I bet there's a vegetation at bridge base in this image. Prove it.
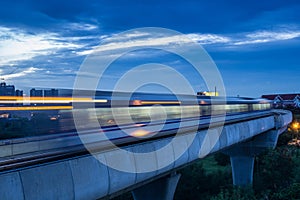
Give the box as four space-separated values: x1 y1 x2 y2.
174 160 232 200
210 186 256 200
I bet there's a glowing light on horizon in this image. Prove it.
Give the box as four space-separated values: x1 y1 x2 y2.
140 101 181 105
292 122 299 130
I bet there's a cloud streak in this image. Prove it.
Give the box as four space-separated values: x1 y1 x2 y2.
233 30 300 45
0 67 40 80
77 32 231 55
76 27 300 56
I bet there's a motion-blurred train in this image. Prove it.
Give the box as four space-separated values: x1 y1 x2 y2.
0 90 272 139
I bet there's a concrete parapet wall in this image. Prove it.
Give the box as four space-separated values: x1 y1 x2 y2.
272 109 293 128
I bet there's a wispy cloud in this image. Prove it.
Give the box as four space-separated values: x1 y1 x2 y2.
0 67 40 80
186 33 231 44
233 30 300 45
77 27 300 56
65 23 99 31
76 31 230 55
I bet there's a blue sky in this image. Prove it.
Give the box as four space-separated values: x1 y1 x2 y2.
0 0 299 97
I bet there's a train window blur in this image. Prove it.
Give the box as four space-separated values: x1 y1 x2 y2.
211 105 226 115
225 104 248 113
201 105 211 116
253 103 271 111
0 94 273 139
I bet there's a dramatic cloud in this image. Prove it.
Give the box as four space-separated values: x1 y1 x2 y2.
0 26 85 66
0 0 299 96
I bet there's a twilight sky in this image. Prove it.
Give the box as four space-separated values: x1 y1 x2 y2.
0 0 299 97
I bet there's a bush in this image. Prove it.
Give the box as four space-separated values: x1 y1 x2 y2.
211 187 256 200
214 153 230 166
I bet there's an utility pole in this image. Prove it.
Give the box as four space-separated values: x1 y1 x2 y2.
215 86 217 96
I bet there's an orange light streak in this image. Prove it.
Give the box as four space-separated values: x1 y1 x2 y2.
140 101 181 105
0 96 107 103
0 106 73 111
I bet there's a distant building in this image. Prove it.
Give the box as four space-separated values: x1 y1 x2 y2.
262 94 300 108
30 88 59 97
0 82 15 96
30 88 43 97
15 89 23 97
44 89 58 97
0 82 60 98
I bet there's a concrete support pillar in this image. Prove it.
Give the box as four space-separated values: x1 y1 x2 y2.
132 172 181 200
230 156 254 186
224 129 284 186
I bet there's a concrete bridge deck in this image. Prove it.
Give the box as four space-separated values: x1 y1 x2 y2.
0 109 292 200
